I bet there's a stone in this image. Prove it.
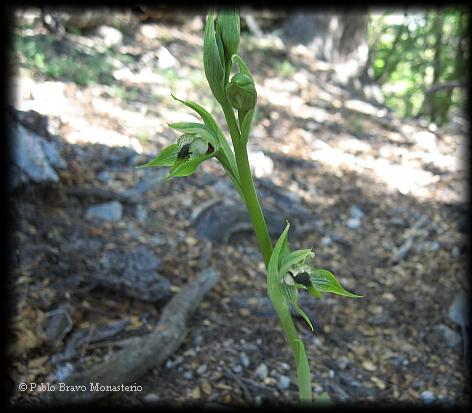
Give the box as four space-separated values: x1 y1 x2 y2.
96 246 170 302
277 375 290 390
240 352 250 368
449 290 469 327
95 25 123 47
346 217 361 229
10 122 60 189
143 393 160 403
434 324 461 348
248 150 274 178
43 306 73 346
135 204 147 223
255 363 268 381
233 364 242 374
197 364 207 375
420 390 435 404
86 201 123 222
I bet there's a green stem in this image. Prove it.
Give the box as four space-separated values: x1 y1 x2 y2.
221 98 313 401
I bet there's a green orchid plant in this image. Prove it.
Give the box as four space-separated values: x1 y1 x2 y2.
139 8 361 404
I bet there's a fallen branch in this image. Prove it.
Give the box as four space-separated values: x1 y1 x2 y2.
45 268 219 403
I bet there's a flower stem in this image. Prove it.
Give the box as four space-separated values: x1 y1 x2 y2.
221 98 313 402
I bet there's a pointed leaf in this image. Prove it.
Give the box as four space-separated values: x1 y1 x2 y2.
240 108 254 144
310 269 362 298
166 152 214 180
294 339 312 402
136 144 179 168
282 283 314 331
203 12 226 103
307 285 321 299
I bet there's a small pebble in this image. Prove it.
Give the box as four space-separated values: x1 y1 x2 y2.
255 363 268 381
143 393 160 403
233 364 242 374
277 375 290 390
421 390 435 404
197 364 207 375
183 371 193 380
240 352 250 368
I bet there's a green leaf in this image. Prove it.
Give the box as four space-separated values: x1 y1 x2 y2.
171 94 221 136
203 11 226 103
307 285 321 299
268 221 291 301
314 392 332 406
282 283 314 331
294 339 312 402
136 144 179 168
166 152 214 180
310 269 362 298
240 107 255 144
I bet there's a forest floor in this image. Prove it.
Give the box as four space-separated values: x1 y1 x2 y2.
9 13 469 407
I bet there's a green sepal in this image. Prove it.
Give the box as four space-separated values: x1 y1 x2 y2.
203 11 226 103
310 269 362 298
268 221 291 303
166 152 214 180
231 54 255 81
168 122 220 150
217 8 240 63
307 285 321 299
240 108 255 144
136 144 180 168
282 282 314 331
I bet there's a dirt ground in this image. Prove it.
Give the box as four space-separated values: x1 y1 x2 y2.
8 10 469 407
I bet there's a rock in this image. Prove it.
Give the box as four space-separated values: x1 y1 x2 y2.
233 364 243 374
41 139 67 169
327 383 350 401
10 122 61 189
277 375 290 390
337 356 350 369
43 306 73 346
434 324 461 348
96 246 171 302
97 170 112 183
143 393 160 403
197 364 207 375
346 217 361 229
135 204 147 222
255 363 268 381
240 352 250 368
54 362 74 382
449 290 469 327
194 200 286 243
183 371 193 379
338 372 361 389
85 201 123 222
420 390 435 404
346 205 364 229
248 150 274 178
350 205 365 219
156 46 178 69
94 25 123 47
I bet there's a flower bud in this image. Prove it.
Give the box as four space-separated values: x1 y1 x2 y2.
216 8 240 64
225 73 257 113
203 12 226 103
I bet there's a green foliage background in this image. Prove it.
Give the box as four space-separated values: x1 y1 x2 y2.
368 8 469 125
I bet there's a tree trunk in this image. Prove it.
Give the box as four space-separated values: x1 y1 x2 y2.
282 11 384 105
429 12 443 123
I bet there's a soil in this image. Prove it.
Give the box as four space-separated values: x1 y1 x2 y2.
8 10 469 407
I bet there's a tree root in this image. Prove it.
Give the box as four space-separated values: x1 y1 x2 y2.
45 268 219 403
